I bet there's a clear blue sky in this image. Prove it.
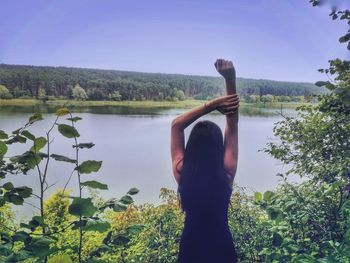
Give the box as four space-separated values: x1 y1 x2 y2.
1 0 349 82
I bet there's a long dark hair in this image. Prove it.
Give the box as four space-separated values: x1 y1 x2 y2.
178 120 230 212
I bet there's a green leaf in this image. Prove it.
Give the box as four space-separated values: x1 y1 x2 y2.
6 135 27 144
266 207 282 221
33 215 44 224
0 141 7 157
17 135 27 143
89 243 111 259
333 87 343 94
293 255 318 262
50 154 76 164
81 180 108 190
126 224 144 235
112 235 130 246
3 182 14 190
272 232 283 246
28 113 43 124
113 203 128 212
30 236 53 258
254 192 262 202
103 231 112 245
57 124 80 138
12 231 30 242
6 193 24 205
76 160 102 174
0 197 5 206
0 130 8 139
11 250 32 261
29 216 43 228
21 130 35 141
19 222 32 229
127 187 139 195
31 137 47 153
66 116 82 122
12 151 42 169
12 128 21 135
39 153 51 159
47 254 73 263
263 191 274 202
73 142 95 149
83 219 111 233
315 81 328 87
14 186 32 198
120 195 134 205
56 108 70 116
339 33 350 43
27 153 42 169
68 197 97 217
0 243 11 256
71 219 87 230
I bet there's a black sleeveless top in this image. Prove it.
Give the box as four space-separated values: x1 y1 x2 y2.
178 184 238 263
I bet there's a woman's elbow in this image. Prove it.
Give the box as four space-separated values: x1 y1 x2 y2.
171 117 181 130
224 162 237 178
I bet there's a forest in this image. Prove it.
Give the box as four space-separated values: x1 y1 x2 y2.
0 63 324 102
0 1 349 263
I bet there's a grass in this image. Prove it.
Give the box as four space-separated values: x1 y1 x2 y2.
0 98 307 109
0 99 204 108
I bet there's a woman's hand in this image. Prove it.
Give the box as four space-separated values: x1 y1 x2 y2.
214 59 236 82
209 94 239 115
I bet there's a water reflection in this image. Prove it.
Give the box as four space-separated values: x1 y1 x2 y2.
0 104 294 117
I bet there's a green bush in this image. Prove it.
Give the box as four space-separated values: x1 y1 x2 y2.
0 84 13 99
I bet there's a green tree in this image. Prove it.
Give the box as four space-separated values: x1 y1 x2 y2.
87 88 107 100
109 90 122 101
290 95 304 102
37 84 48 103
260 94 274 104
0 84 12 99
261 2 350 261
280 95 292 102
175 89 186 101
246 94 260 103
72 84 88 100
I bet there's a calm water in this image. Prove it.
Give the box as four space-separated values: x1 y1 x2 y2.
0 105 297 217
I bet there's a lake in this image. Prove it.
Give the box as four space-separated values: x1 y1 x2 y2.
0 104 298 218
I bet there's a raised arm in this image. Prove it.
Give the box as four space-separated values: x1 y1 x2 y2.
171 95 238 183
215 59 239 185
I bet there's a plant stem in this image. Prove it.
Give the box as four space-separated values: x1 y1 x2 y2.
70 113 83 263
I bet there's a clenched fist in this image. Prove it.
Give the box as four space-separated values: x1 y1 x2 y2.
214 59 236 82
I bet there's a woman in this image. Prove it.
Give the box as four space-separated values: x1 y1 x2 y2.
171 59 239 263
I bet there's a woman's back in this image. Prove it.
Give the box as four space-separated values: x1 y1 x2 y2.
178 179 238 263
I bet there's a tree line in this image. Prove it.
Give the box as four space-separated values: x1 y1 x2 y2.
0 64 324 101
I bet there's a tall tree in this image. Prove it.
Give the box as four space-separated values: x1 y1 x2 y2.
72 84 88 101
0 84 12 99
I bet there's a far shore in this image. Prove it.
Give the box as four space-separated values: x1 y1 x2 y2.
0 98 308 109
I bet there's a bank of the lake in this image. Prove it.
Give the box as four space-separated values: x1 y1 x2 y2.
0 98 307 109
